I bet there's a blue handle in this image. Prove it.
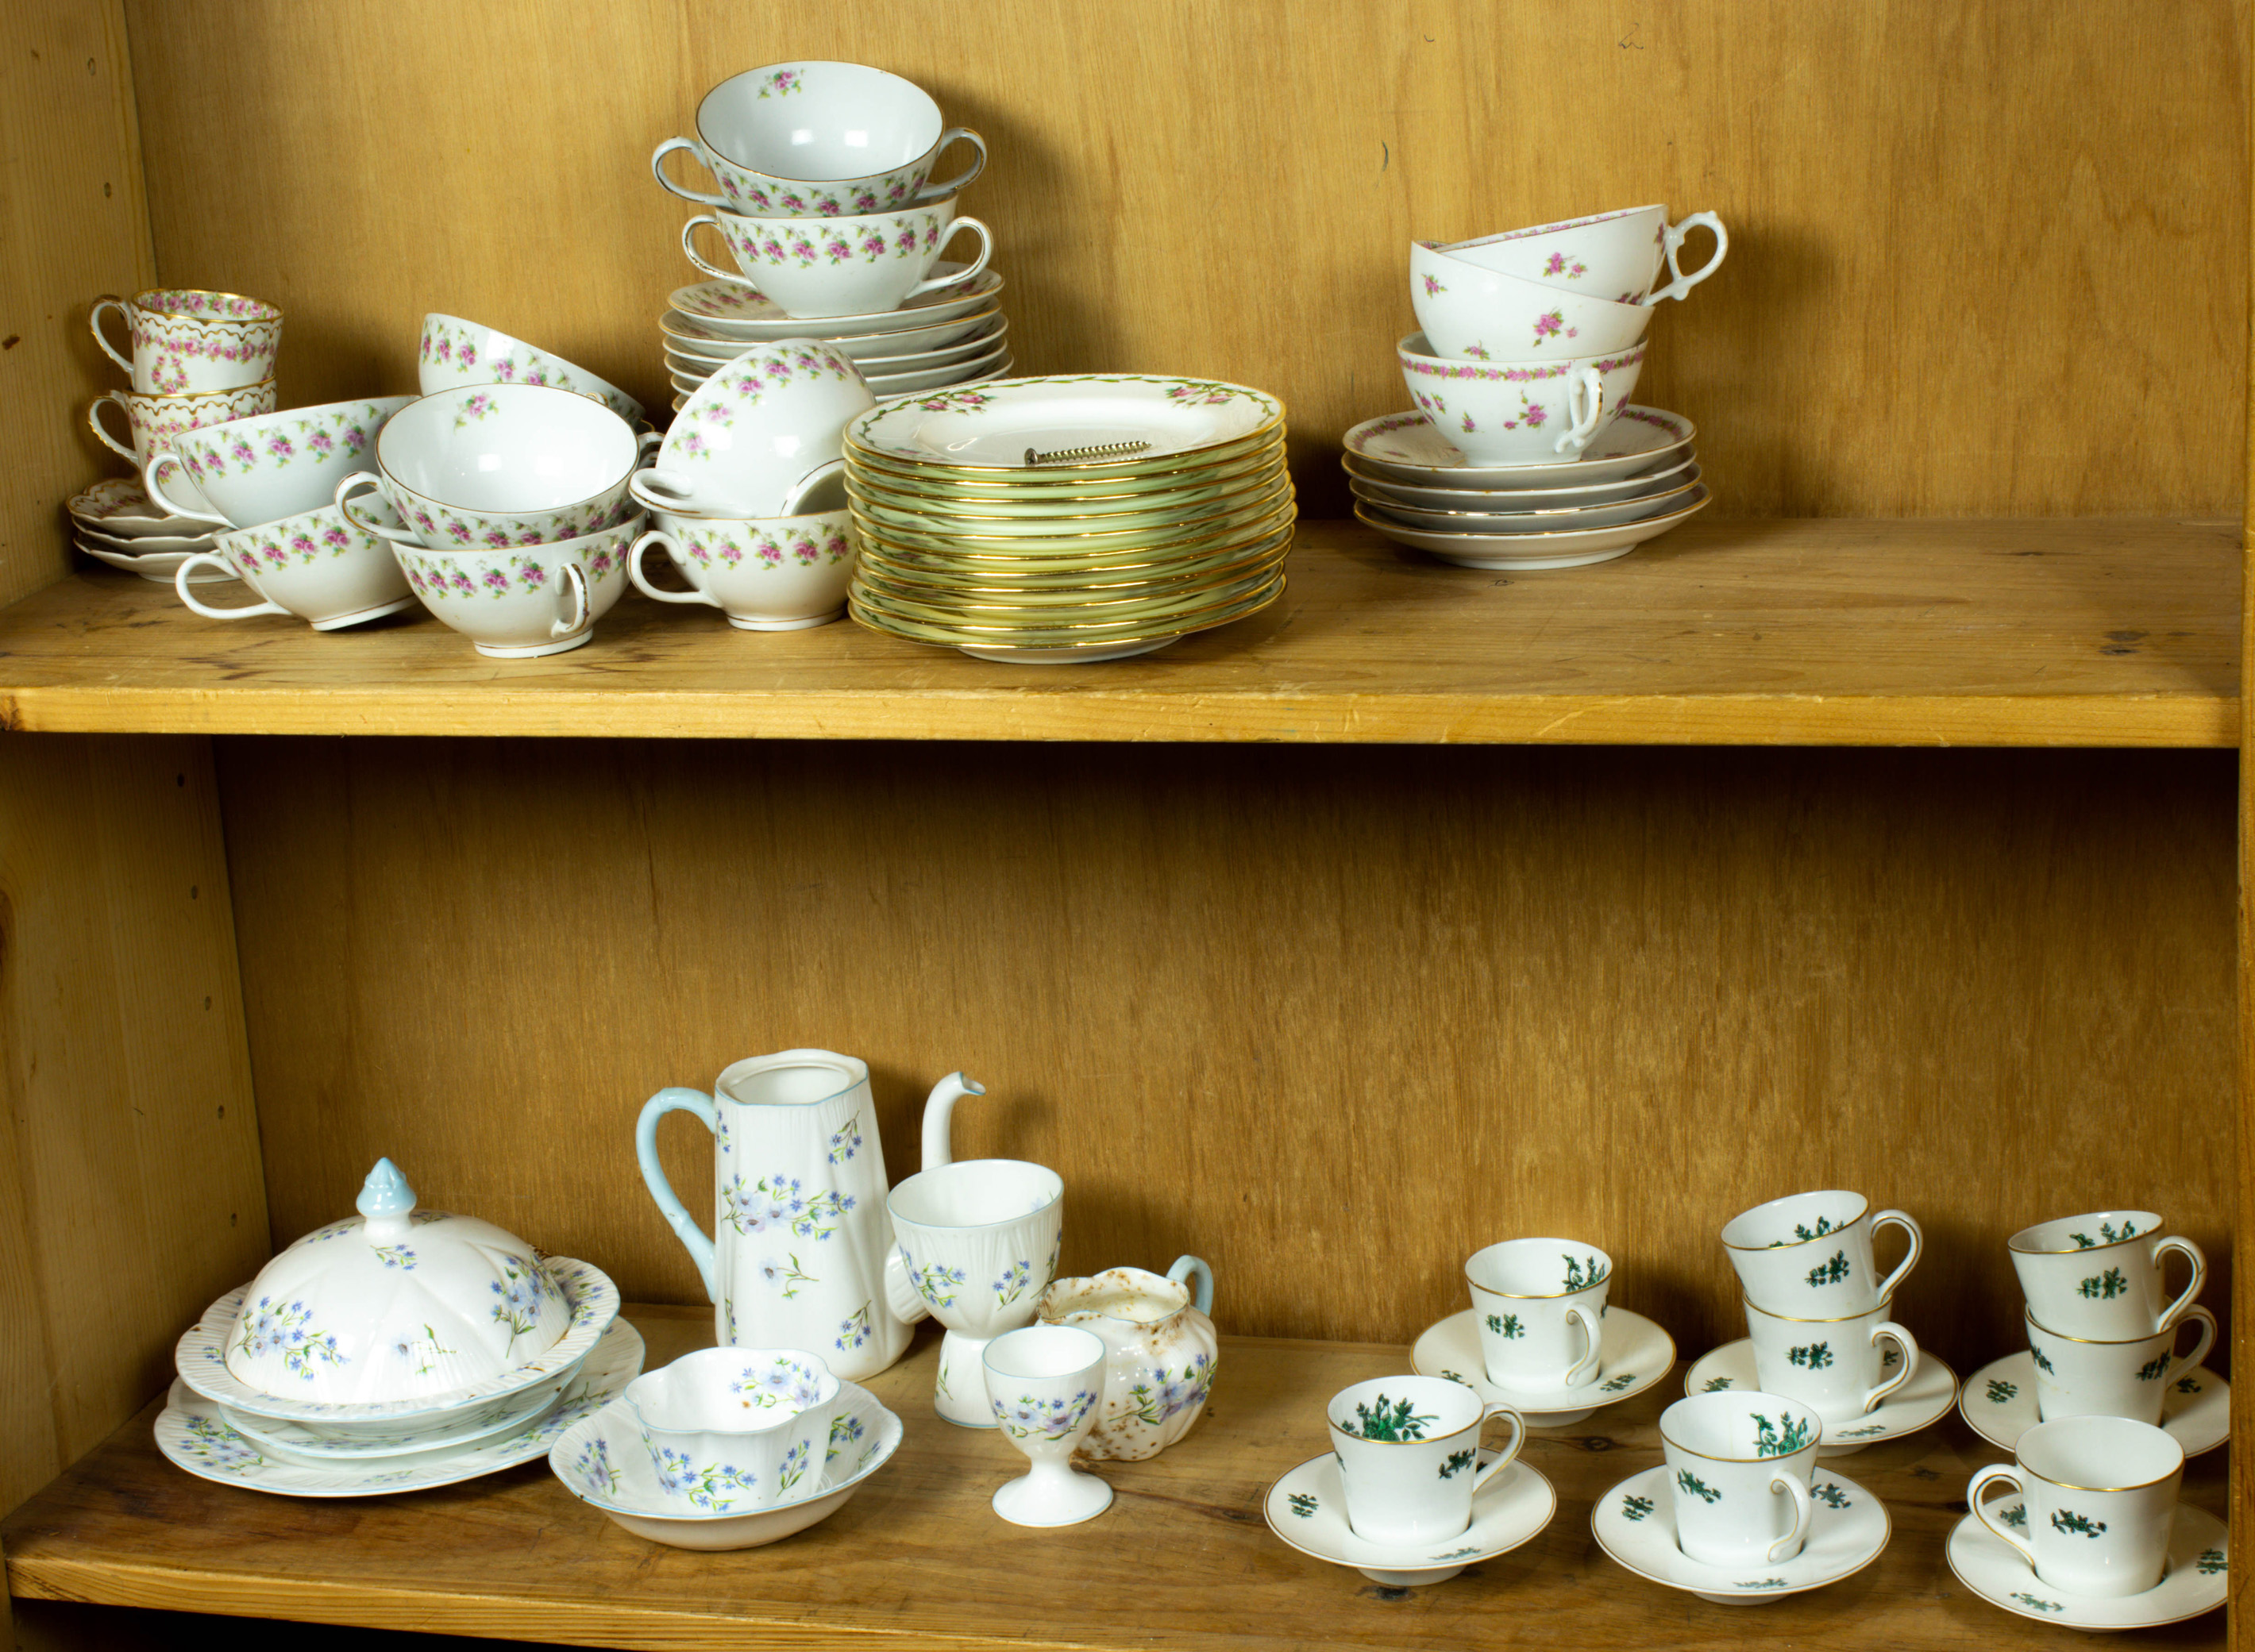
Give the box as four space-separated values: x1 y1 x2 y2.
1168 1253 1215 1315
636 1087 719 1301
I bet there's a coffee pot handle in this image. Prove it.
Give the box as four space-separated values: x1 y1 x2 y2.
636 1087 720 1301
1166 1254 1216 1315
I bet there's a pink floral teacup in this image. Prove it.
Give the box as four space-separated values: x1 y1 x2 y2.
1409 242 1652 363
172 501 415 631
1396 332 1644 466
417 314 642 424
391 514 641 658
145 396 414 531
1434 206 1729 308
628 503 855 630
90 379 275 467
681 198 993 320
91 288 282 395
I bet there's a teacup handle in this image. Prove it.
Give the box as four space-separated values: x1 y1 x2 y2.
650 137 729 209
142 452 233 526
915 128 989 201
1647 212 1729 305
1553 366 1605 454
1871 1209 1923 1302
1764 1471 1815 1565
629 468 703 515
549 561 590 641
87 391 138 463
634 1087 721 1301
174 553 284 621
1166 1254 1215 1315
1562 1304 1603 1386
1968 1463 2039 1573
333 473 419 545
89 295 137 376
2153 1236 2207 1334
680 216 758 288
1860 1322 1918 1413
627 529 720 608
907 217 994 300
1468 1404 1526 1495
2164 1305 2218 1385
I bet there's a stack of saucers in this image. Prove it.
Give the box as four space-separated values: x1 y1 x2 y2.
843 374 1293 663
67 476 227 583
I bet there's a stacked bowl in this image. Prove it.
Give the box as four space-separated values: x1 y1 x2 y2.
843 374 1293 663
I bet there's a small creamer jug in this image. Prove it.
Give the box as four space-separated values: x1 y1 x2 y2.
1035 1254 1216 1460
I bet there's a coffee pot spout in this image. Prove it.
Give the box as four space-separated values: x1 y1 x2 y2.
919 1070 985 1171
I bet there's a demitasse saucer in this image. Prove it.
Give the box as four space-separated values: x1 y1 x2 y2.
1683 1340 1959 1457
1342 406 1694 489
1262 1449 1556 1586
1411 1307 1676 1426
1592 1463 1890 1606
1947 1498 2226 1631
1960 1351 2229 1459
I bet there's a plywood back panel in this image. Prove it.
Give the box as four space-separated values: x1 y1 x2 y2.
121 0 2246 522
216 738 2234 1370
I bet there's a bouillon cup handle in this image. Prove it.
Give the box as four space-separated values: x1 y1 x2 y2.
2153 1236 2207 1334
627 530 719 608
549 562 590 640
89 295 136 376
917 128 989 200
1647 212 1729 305
1764 1472 1814 1565
1871 1209 1922 1301
1967 1463 2039 1570
650 137 728 210
1166 1255 1215 1315
333 473 419 545
1863 1322 1918 1412
907 218 994 301
174 553 284 620
680 216 756 287
635 1087 721 1301
143 452 233 526
1553 366 1605 455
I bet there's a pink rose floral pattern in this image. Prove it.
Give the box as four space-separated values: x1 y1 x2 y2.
673 345 857 462
757 67 803 98
678 521 853 572
1541 251 1590 279
726 211 946 271
418 321 639 420
703 149 928 218
1400 346 1643 383
397 545 623 603
175 402 390 487
223 514 368 577
387 487 638 549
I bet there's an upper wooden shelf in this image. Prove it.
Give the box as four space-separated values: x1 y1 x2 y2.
4 1308 2226 1651
0 518 2236 746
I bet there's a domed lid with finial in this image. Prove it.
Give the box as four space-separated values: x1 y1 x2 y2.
223 1157 572 1404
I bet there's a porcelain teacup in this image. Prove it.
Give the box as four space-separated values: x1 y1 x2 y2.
1720 1190 1922 1316
1968 1415 2184 1597
1464 1238 1611 1392
1325 1374 1525 1546
623 1346 842 1513
1436 206 1729 306
681 199 994 319
172 501 414 630
144 395 414 530
1395 332 1640 465
2008 1211 2205 1341
90 380 276 467
629 502 856 631
417 315 642 423
636 341 873 519
1659 1389 1823 1566
1410 242 1654 362
91 288 282 394
1744 1296 1918 1425
2024 1306 2215 1426
391 513 639 658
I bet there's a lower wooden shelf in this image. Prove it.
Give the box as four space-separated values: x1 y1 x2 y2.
1 1307 2225 1650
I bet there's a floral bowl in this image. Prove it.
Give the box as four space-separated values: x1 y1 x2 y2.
175 500 416 631
630 506 855 631
1396 332 1644 467
621 1346 846 1515
418 314 642 425
1409 241 1652 363
681 199 994 321
394 514 639 659
142 396 414 531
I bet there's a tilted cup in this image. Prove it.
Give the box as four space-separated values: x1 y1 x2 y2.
1968 1415 2184 1598
173 500 414 630
91 288 281 394
623 1346 842 1513
2025 1305 2216 1426
681 199 994 320
1395 332 1640 465
639 341 874 519
145 395 414 530
417 314 642 424
1721 1189 1922 1316
1326 1374 1525 1546
1410 241 1654 362
2008 1211 2205 1340
1659 1389 1823 1567
1464 1238 1611 1392
1436 205 1729 306
89 379 275 467
1744 1296 1918 1425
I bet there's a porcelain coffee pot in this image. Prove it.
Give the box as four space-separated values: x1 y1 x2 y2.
637 1050 981 1381
1035 1255 1217 1460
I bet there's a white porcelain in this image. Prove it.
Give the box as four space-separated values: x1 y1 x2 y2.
550 1378 902 1550
1344 405 1694 487
1949 1495 2226 1630
2024 1305 2216 1427
1354 485 1710 571
1721 1191 1922 1316
1412 1307 1675 1425
1594 1462 1888 1606
1326 1373 1525 1546
1397 332 1640 464
391 514 637 658
1744 1296 1918 1426
848 375 1282 469
156 1317 642 1497
90 379 275 466
863 341 1012 395
1657 1388 1823 1567
982 1324 1112 1527
1034 1256 1216 1461
1411 242 1652 362
1436 206 1729 307
665 306 1004 366
620 1346 842 1514
638 341 874 519
667 268 1004 340
1347 470 1702 533
1961 1350 2229 1458
221 1376 565 1461
2009 1210 2206 1340
683 200 994 321
1463 1239 1609 1392
1342 452 1698 511
1968 1415 2185 1597
631 506 855 631
67 475 218 537
1266 1448 1555 1587
76 521 219 556
91 287 281 394
75 541 232 583
638 1055 985 1381
652 60 985 217
888 1157 1065 1427
1683 1339 1959 1457
174 501 415 630
418 314 642 422
145 395 414 529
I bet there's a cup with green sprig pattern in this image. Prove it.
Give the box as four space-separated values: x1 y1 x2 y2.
1968 1415 2184 1597
1659 1389 1824 1566
2023 1306 2215 1427
1465 1238 1613 1394
1325 1374 1525 1546
2008 1211 2205 1342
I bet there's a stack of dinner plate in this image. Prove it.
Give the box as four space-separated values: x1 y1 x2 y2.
843 374 1293 662
1343 406 1707 571
660 269 1012 411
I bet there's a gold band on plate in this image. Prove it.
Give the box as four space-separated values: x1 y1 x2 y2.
846 426 1287 492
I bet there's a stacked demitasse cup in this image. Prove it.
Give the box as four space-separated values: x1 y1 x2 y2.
656 61 1012 409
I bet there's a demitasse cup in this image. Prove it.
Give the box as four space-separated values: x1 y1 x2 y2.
1325 1374 1525 1546
91 288 282 395
1395 332 1641 466
681 199 994 320
1436 206 1729 307
2009 1211 2205 1341
1464 1239 1611 1392
145 396 414 530
172 501 414 630
1744 1297 1918 1425
89 380 276 467
623 1346 842 1513
1720 1190 1922 1316
391 513 638 658
629 506 855 631
1409 241 1654 362
2026 1305 2216 1425
418 314 642 424
1659 1389 1823 1566
1968 1415 2184 1597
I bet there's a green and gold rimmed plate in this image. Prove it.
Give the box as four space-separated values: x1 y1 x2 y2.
848 479 1294 558
850 564 1287 652
846 464 1290 538
843 375 1284 476
846 445 1287 518
845 426 1286 498
851 550 1289 627
854 516 1295 586
855 527 1292 602
848 506 1298 577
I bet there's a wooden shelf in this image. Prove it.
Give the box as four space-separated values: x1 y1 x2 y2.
2 1307 2226 1651
0 518 2236 746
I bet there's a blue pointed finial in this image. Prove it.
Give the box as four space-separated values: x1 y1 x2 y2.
357 1157 416 1234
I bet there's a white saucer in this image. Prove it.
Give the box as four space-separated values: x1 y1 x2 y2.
1343 406 1695 488
156 1318 644 1496
1683 1339 1959 1456
75 541 235 583
1593 1463 1890 1605
1947 1498 2226 1631
1263 1449 1555 1586
1342 450 1699 510
549 1379 902 1550
1355 485 1710 572
667 268 1004 339
1959 1352 2229 1459
1412 1307 1677 1426
68 475 220 535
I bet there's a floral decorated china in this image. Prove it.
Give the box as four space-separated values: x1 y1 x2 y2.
1397 332 1640 464
983 1324 1114 1526
853 472 1293 549
91 287 282 395
622 1346 844 1515
1683 1338 1958 1456
850 314 1012 372
1345 405 1693 488
418 314 642 423
1946 1496 2225 1631
1960 1350 2228 1458
850 449 1286 520
1355 485 1710 572
847 375 1282 470
175 500 415 630
664 303 1003 364
850 430 1286 503
681 201 994 322
857 544 1288 630
854 560 1286 655
630 507 854 631
667 268 1004 340
76 521 219 556
549 1378 901 1551
1263 1449 1555 1587
1438 206 1729 308
1592 1463 1888 1606
1411 242 1652 361
75 540 233 584
860 528 1286 592
1035 1257 1216 1461
68 474 218 537
862 340 1012 395
1411 1306 1675 1425
394 514 638 659
1343 451 1698 512
90 379 276 467
156 1317 642 1498
145 395 414 530
220 1375 566 1461
1347 469 1701 533
642 341 873 519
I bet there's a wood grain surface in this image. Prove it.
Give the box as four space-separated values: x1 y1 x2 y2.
0 518 2238 745
118 0 2249 523
2 1308 2229 1650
